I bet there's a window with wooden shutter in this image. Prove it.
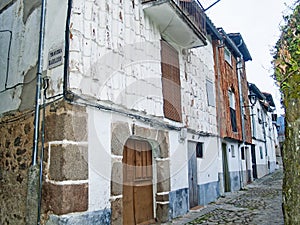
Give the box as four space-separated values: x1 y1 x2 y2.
161 40 182 122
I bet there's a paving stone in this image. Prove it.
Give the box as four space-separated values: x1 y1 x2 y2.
164 168 284 225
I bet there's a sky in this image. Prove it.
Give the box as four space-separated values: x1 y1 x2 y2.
204 0 295 114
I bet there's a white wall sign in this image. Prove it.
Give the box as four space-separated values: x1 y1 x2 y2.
48 46 64 69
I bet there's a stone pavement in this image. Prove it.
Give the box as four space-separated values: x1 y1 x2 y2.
163 168 283 225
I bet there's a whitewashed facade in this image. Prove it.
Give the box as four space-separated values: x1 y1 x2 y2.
249 83 278 179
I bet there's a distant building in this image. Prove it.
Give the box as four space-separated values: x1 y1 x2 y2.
277 115 285 155
248 84 278 178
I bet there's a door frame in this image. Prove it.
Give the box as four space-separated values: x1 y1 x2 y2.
188 141 199 208
122 138 155 225
222 143 231 192
251 144 258 179
110 122 171 225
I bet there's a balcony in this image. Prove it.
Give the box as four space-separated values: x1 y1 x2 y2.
142 0 207 48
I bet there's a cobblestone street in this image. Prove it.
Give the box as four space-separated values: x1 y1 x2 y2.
165 168 283 225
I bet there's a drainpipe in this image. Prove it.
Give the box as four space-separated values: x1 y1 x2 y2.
215 39 225 195
26 0 47 224
63 0 74 101
32 0 46 166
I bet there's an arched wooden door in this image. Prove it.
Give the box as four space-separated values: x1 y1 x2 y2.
122 139 154 225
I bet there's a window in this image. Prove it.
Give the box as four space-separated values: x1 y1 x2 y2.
257 109 262 124
161 40 182 122
228 89 237 132
228 89 236 109
259 146 263 159
196 142 204 158
224 47 232 66
231 145 235 158
206 79 215 107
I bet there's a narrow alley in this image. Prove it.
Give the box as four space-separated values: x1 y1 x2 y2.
166 168 283 225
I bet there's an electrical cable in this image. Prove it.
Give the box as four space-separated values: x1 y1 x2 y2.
0 75 37 94
0 29 12 91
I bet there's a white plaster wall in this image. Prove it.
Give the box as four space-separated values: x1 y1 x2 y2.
253 140 267 166
0 1 39 114
265 118 277 166
42 0 68 96
68 0 218 136
250 102 266 141
68 0 164 118
196 136 219 185
88 108 112 211
225 141 241 172
0 0 68 114
169 130 188 191
181 37 217 135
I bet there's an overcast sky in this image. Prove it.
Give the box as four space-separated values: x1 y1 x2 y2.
204 0 295 114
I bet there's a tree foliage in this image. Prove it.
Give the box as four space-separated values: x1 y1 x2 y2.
273 2 300 224
273 3 300 98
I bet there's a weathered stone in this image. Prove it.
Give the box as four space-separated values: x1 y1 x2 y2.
111 198 122 225
135 126 157 140
156 193 169 202
156 203 169 223
26 165 40 225
14 137 21 146
17 148 26 155
43 182 88 215
45 112 87 142
111 122 130 156
49 144 88 181
46 209 111 225
156 130 169 158
156 160 170 192
111 161 123 195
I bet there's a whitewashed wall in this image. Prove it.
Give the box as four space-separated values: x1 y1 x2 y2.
68 0 164 117
181 37 218 134
88 108 112 211
169 130 188 191
0 1 39 113
196 137 219 185
225 142 241 172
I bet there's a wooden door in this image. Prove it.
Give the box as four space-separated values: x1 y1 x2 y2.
123 139 154 225
222 143 231 192
188 142 198 208
245 147 252 183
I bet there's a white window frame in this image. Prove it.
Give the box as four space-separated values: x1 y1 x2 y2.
231 145 235 158
228 89 235 109
206 79 216 107
224 47 232 66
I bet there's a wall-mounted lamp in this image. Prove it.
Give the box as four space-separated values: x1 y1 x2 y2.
243 94 257 108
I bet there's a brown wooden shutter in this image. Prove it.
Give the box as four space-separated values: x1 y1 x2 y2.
161 40 182 122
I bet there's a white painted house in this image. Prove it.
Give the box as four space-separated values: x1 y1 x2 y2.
0 0 223 224
248 83 277 179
